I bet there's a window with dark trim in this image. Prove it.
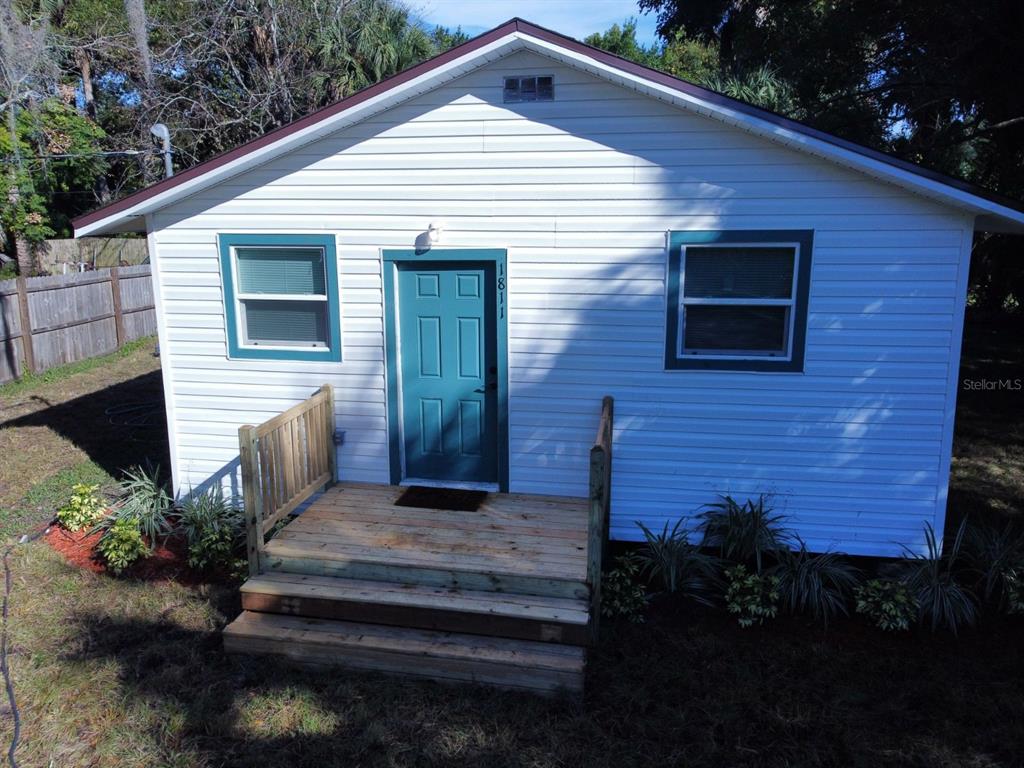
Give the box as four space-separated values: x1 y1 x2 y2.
665 230 814 372
218 233 341 362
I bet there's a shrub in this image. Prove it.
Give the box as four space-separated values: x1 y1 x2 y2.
600 553 648 623
97 516 148 574
636 519 719 605
855 579 917 631
56 483 105 531
116 465 174 543
901 520 978 634
962 520 1024 610
1005 568 1024 614
771 541 860 626
178 487 243 571
698 494 790 572
724 565 780 627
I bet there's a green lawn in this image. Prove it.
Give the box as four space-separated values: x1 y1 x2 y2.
0 325 1021 767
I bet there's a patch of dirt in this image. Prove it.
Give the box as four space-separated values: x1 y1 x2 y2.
44 526 105 574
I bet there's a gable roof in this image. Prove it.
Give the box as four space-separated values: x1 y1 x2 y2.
74 17 1024 236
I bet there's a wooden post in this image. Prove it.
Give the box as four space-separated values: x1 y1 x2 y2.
587 445 606 644
586 396 614 645
14 276 35 375
109 266 125 348
239 424 265 577
323 383 338 484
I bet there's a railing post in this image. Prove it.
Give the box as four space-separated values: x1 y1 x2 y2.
587 395 614 645
323 383 338 484
239 424 265 576
588 443 607 645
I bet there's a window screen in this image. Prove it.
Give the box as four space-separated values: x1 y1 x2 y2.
679 245 796 358
503 75 554 103
234 246 330 348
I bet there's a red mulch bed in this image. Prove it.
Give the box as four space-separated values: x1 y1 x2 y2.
44 524 213 585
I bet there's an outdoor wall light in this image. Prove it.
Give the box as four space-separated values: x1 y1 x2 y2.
427 221 445 243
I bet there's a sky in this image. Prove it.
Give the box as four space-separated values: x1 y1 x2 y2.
412 0 660 47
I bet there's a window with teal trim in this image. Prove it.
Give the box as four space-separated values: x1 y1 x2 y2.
219 234 341 361
666 230 813 372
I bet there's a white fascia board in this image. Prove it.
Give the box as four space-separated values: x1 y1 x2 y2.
520 35 1024 229
75 34 525 237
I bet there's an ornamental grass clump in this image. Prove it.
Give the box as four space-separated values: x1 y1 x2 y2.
698 494 790 573
178 486 244 571
636 519 719 605
962 519 1024 613
900 520 978 634
770 540 859 626
115 465 174 543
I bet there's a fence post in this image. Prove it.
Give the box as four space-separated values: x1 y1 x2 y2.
239 424 265 577
109 266 125 348
14 276 36 375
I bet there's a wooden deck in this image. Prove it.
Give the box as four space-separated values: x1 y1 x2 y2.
263 483 589 595
223 392 613 697
224 482 595 695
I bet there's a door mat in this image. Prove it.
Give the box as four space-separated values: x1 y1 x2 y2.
394 486 488 512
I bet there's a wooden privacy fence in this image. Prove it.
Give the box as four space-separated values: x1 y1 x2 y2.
0 265 156 384
239 384 338 576
587 395 614 642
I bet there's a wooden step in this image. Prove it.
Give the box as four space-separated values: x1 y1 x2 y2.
263 538 589 599
223 611 585 696
241 572 591 645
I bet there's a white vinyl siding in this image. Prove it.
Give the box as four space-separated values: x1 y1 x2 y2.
148 49 972 557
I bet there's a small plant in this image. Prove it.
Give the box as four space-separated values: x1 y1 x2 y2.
56 483 106 531
698 494 790 572
1005 568 1024 614
601 553 648 623
901 520 978 634
771 541 860 626
724 565 780 627
178 487 243 571
962 520 1024 609
636 519 719 605
97 515 148 574
116 465 174 543
855 579 917 631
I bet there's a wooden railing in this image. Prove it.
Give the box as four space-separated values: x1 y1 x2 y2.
587 395 614 643
238 384 337 576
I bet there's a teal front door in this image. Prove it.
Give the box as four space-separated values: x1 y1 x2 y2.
397 262 498 484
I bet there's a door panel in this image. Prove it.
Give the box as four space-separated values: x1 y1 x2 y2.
398 263 497 483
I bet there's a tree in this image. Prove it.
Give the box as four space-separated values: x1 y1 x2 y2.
638 0 1024 313
585 18 792 114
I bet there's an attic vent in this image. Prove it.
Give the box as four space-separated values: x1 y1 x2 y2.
503 75 554 103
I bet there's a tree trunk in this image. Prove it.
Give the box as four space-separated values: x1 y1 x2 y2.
76 48 97 119
75 48 111 203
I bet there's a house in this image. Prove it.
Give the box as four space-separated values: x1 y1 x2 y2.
74 19 1024 690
